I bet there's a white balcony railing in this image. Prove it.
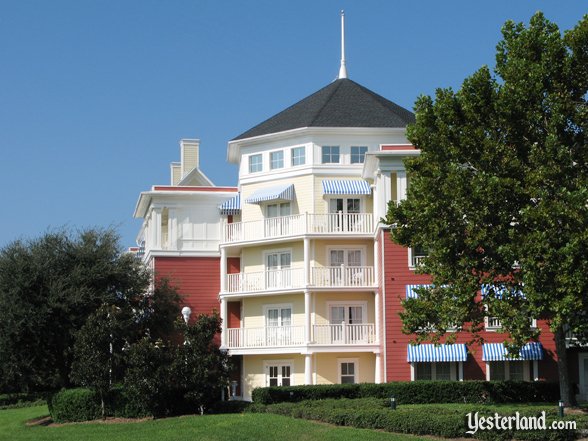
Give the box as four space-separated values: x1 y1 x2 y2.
485 317 502 330
227 326 305 348
313 323 376 345
226 268 305 293
226 324 376 349
222 213 373 244
311 266 375 288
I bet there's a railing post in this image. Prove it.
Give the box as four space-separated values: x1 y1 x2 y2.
342 321 347 344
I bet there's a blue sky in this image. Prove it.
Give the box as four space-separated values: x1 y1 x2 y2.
0 1 586 248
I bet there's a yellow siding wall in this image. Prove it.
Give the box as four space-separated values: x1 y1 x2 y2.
242 354 305 401
242 294 305 328
314 352 376 385
241 242 304 273
313 292 375 325
241 175 314 222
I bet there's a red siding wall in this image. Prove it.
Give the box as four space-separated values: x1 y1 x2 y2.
227 301 241 328
154 256 221 317
381 230 559 382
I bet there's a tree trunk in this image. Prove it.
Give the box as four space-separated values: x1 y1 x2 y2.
100 391 105 419
554 325 577 407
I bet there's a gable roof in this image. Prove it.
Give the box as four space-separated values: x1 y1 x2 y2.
232 78 415 141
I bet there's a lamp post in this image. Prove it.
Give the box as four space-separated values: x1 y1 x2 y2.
181 306 192 325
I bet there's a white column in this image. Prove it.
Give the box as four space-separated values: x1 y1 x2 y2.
151 208 162 250
168 208 177 250
373 240 379 285
220 297 228 348
458 362 464 381
305 354 313 385
533 360 539 381
304 238 310 286
375 353 381 383
485 362 491 381
374 291 381 344
220 247 227 293
304 290 311 344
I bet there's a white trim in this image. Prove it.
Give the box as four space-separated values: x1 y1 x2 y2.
337 358 359 384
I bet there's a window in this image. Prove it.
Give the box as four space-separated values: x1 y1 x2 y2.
350 146 368 164
270 151 284 170
488 361 528 381
409 245 428 268
329 198 360 214
322 146 340 164
267 203 291 218
414 362 456 381
267 362 292 387
338 359 358 384
266 306 292 327
415 363 432 381
329 303 367 344
340 362 356 384
249 154 262 173
291 147 305 166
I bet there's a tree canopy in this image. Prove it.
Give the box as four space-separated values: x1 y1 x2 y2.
0 228 181 393
386 12 587 404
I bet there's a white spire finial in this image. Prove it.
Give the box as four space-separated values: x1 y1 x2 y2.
338 10 348 79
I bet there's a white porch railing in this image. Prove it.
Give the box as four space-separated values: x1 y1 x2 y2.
226 268 305 293
311 266 375 287
313 323 376 345
222 213 373 244
227 326 305 348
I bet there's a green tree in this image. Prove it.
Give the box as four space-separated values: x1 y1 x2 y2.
386 12 587 405
123 313 230 417
0 228 180 393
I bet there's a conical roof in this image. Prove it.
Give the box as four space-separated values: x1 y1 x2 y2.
232 78 415 141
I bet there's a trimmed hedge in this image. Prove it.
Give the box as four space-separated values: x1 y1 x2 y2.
252 398 580 441
251 381 560 405
49 388 102 422
48 387 249 422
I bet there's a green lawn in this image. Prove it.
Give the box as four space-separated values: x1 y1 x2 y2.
0 405 428 441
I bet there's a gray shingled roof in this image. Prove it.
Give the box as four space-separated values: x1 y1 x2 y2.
232 78 415 141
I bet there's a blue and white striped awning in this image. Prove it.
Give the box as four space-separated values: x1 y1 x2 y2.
245 184 294 204
407 344 468 362
219 193 241 215
481 284 525 299
322 180 372 195
482 342 543 361
406 284 431 299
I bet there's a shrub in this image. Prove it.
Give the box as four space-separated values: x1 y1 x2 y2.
251 398 580 440
251 381 560 405
49 388 102 422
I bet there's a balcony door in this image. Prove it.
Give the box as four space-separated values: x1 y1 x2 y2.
266 251 291 289
329 304 365 344
266 203 291 237
266 305 292 346
329 249 362 285
329 198 360 231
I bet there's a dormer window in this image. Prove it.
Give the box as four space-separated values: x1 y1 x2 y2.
350 146 368 164
270 151 284 170
249 154 262 173
322 146 340 164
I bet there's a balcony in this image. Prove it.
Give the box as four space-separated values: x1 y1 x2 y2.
311 266 375 288
227 326 305 348
223 266 375 294
226 323 376 349
226 268 305 293
222 213 373 245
